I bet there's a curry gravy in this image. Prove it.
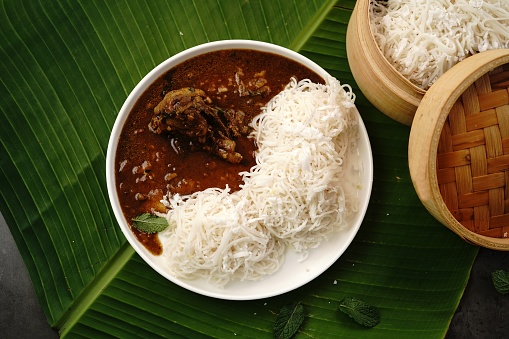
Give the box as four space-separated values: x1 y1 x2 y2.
115 49 323 255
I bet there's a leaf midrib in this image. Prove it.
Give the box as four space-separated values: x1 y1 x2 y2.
58 242 134 337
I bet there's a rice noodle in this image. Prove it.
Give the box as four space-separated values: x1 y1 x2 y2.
370 0 509 89
159 76 359 286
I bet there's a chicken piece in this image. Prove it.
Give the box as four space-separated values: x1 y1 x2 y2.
223 109 250 137
149 88 212 141
204 137 243 164
149 87 250 164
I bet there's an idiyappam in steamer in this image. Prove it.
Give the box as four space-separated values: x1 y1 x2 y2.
370 0 509 90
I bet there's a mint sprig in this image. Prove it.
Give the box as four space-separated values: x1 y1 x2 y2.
492 269 509 295
338 297 380 328
131 213 169 234
273 302 305 339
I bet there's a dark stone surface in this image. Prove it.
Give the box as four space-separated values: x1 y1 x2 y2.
0 213 58 338
446 247 509 339
1 212 508 338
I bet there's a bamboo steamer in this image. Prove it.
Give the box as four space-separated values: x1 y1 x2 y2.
409 49 509 250
346 0 425 126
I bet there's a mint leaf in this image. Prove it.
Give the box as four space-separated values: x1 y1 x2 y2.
492 269 509 295
338 297 380 328
273 302 305 339
132 213 169 234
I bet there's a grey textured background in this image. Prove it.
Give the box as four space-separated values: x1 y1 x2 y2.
1 212 508 338
0 213 58 338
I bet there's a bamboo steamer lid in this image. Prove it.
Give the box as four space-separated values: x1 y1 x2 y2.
346 0 425 126
409 49 509 250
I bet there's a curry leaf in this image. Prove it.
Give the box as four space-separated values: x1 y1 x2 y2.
132 213 169 234
273 302 305 339
492 270 509 295
339 297 380 328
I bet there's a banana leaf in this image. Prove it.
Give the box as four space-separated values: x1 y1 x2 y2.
0 0 478 337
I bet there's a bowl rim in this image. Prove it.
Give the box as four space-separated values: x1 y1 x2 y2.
106 39 374 298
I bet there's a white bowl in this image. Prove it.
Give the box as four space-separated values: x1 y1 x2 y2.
106 40 373 300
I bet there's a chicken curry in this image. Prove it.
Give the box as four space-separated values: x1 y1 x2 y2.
115 49 323 254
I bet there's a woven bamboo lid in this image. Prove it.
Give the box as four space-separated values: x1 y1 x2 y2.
409 49 509 250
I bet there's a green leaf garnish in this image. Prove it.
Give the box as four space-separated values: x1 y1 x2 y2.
492 269 509 295
273 302 305 339
338 297 380 328
131 213 169 234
